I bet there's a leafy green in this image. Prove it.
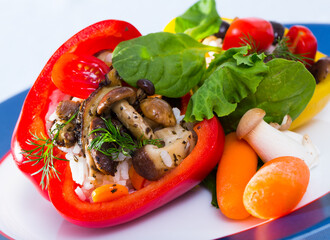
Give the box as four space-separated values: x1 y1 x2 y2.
220 58 316 132
112 32 220 98
174 0 221 40
201 168 219 208
184 46 269 122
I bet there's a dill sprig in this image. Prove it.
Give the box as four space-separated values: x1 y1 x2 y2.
240 34 313 65
21 111 78 190
240 33 260 54
267 37 313 66
88 118 162 158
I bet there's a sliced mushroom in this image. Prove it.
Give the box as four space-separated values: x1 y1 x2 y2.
54 121 77 148
96 50 113 67
77 84 119 151
56 100 80 121
88 117 118 175
140 98 176 127
105 68 122 87
97 87 155 140
77 85 120 177
132 125 196 181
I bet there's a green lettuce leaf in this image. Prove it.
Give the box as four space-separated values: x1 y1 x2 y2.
220 58 316 132
184 46 269 122
112 32 220 98
175 0 221 40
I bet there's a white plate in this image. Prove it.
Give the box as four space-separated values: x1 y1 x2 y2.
1 103 329 240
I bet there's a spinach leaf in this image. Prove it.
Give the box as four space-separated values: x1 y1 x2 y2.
184 46 269 122
220 58 316 132
175 0 221 40
112 32 220 98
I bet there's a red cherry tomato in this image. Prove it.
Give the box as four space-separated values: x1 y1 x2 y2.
222 17 274 52
286 25 317 68
51 53 110 99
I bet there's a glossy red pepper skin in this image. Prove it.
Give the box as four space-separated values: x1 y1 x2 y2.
286 25 317 68
48 117 224 227
11 20 142 200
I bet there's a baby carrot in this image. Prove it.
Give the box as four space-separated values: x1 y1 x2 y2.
243 156 310 219
216 132 258 219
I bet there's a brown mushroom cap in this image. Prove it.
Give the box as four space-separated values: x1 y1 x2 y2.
97 87 136 115
56 100 80 121
140 98 176 127
77 85 117 151
236 108 266 140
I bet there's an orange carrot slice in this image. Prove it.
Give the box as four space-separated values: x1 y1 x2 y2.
92 183 129 203
129 165 147 190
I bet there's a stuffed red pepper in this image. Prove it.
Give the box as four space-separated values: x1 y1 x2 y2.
11 19 225 227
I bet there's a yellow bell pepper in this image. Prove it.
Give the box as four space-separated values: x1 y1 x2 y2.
163 18 330 130
290 52 330 129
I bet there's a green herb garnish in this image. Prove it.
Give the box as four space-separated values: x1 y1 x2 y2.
21 111 78 189
267 37 313 66
88 118 162 159
240 34 313 66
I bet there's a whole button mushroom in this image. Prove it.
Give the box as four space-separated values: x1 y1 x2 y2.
236 108 319 168
140 98 177 127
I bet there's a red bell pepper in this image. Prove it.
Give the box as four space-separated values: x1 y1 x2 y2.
11 19 225 227
49 117 224 227
11 20 142 200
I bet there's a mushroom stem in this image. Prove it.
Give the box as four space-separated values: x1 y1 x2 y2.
112 99 155 140
132 125 195 181
237 108 319 168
